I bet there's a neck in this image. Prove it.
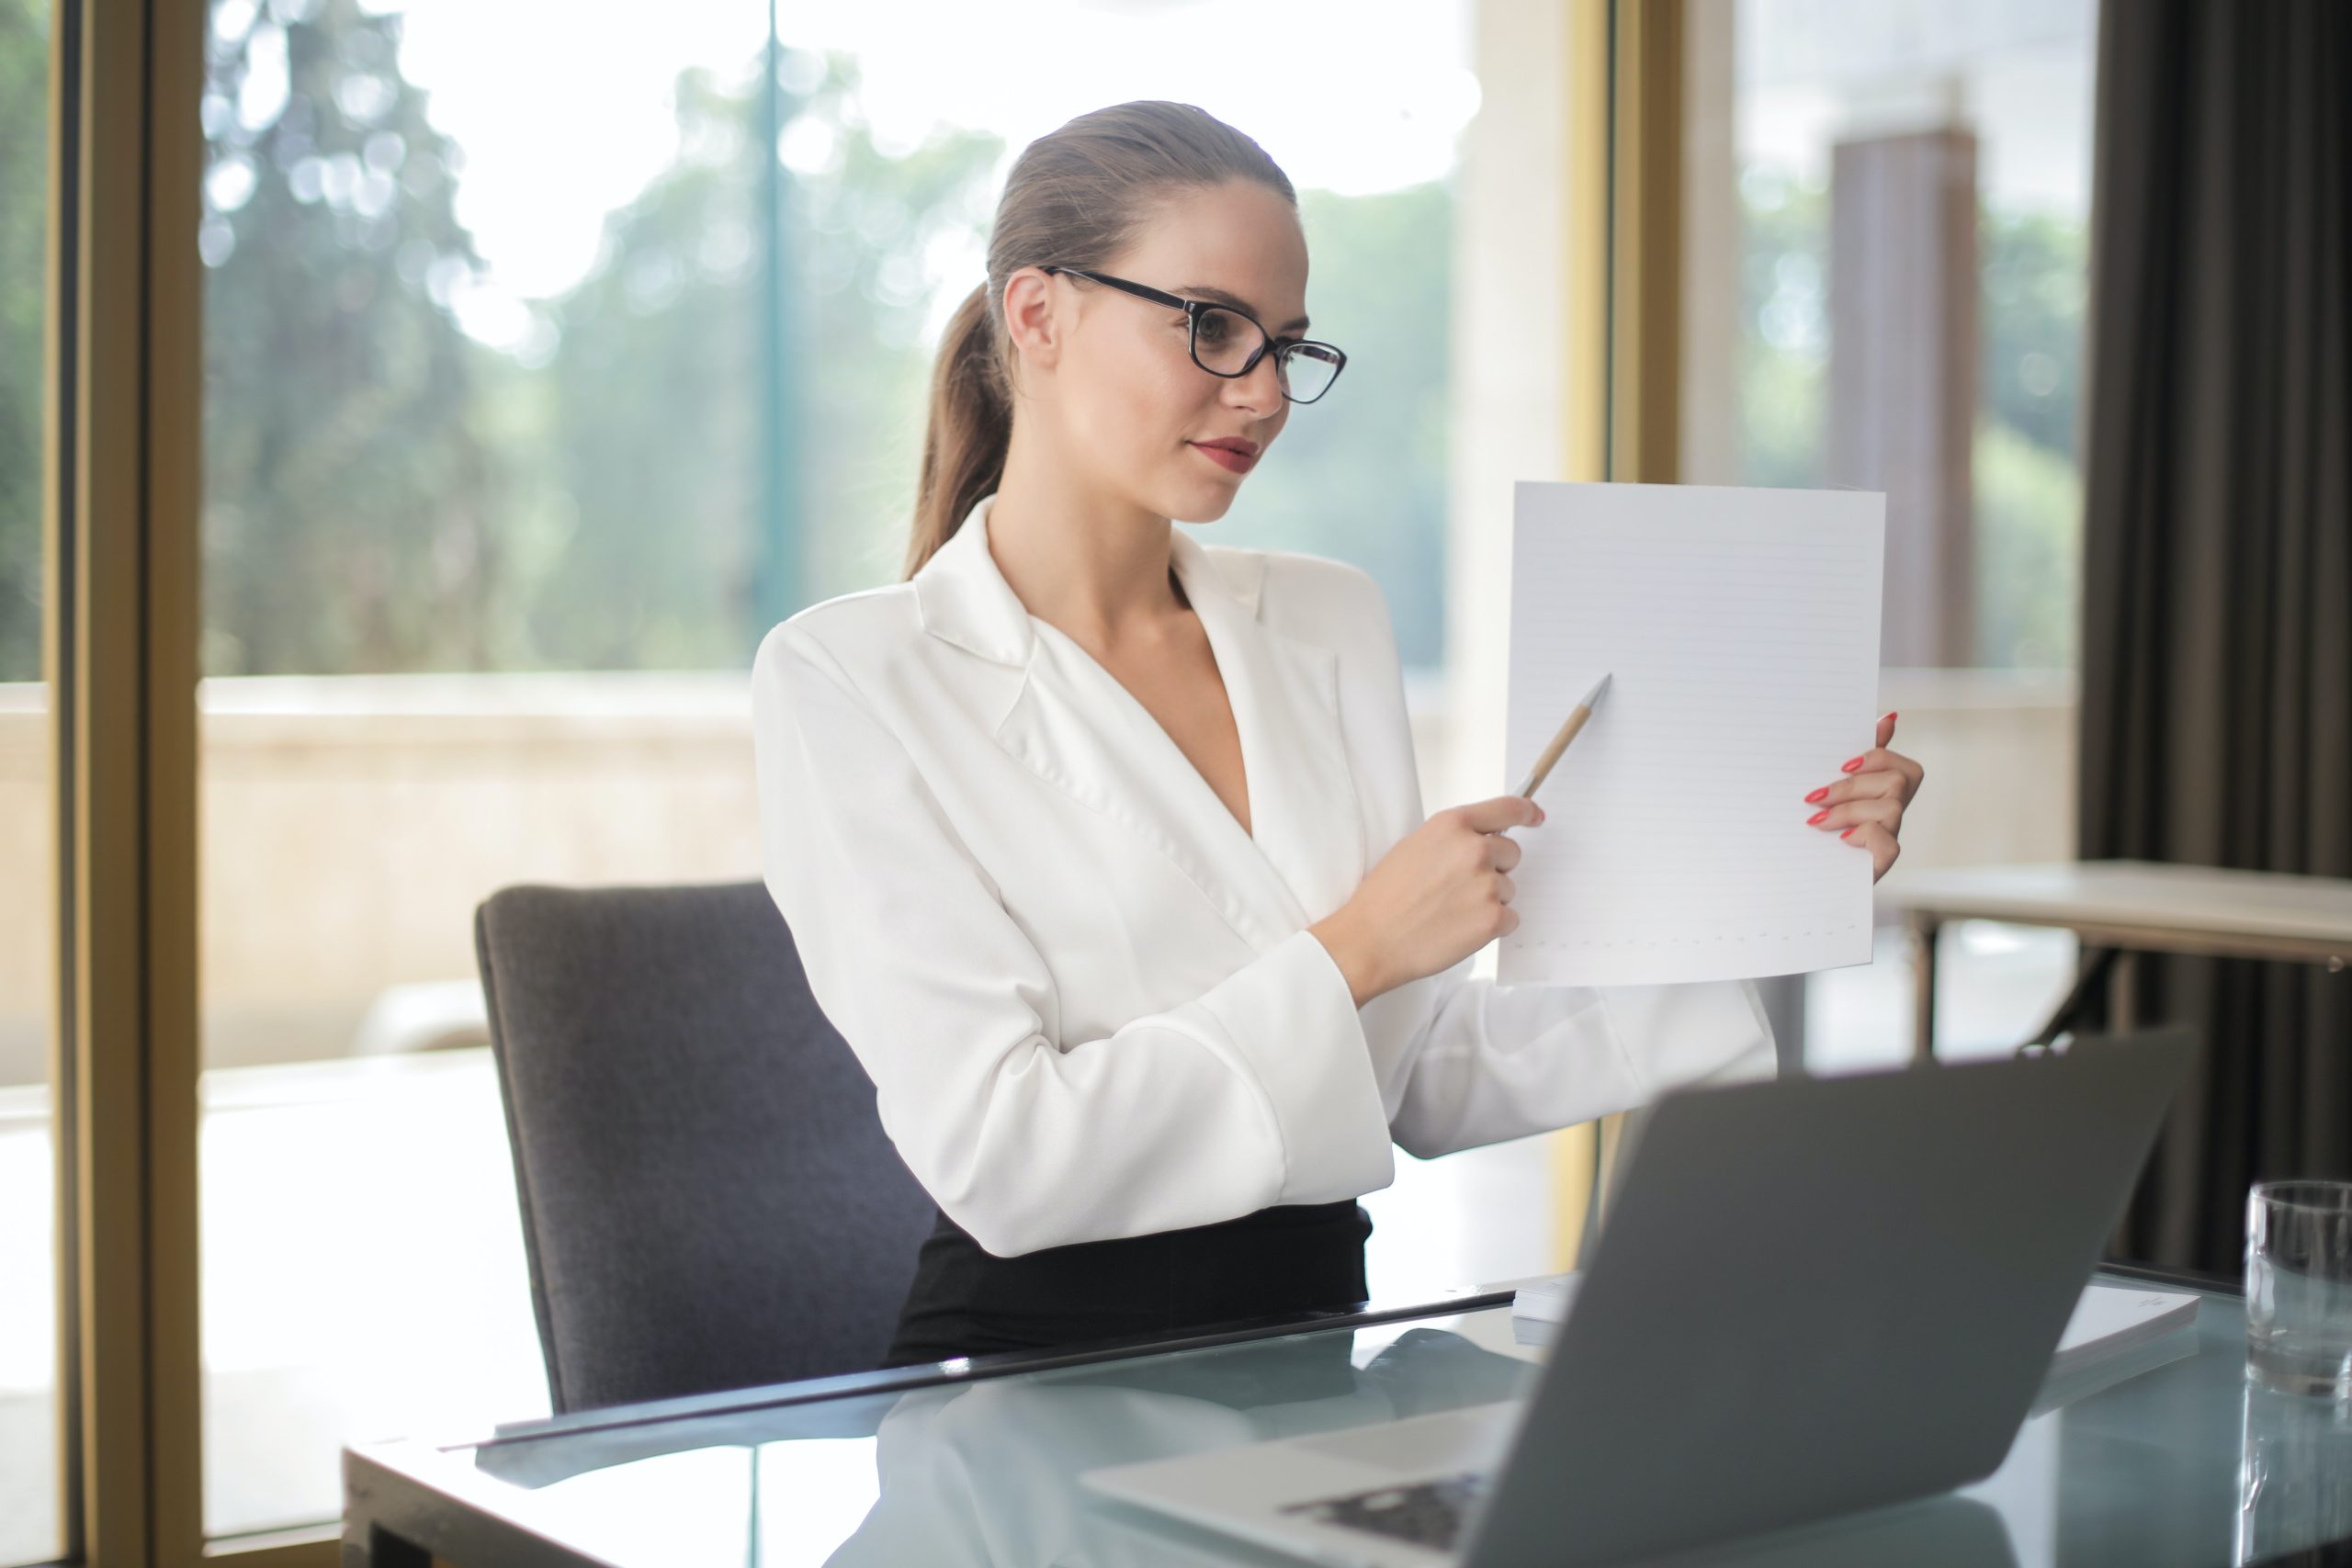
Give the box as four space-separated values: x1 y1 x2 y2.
987 419 1188 650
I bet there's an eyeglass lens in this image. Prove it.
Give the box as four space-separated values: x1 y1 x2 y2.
1191 306 1341 401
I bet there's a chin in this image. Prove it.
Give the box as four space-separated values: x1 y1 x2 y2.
1169 479 1244 525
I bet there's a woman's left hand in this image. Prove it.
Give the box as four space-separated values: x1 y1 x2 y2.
1804 712 1924 884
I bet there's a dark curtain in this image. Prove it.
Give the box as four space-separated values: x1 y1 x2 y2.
2078 0 2352 1274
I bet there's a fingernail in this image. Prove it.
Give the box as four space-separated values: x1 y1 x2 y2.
1840 755 1864 772
1807 808 1831 826
1533 807 1546 825
1840 827 1855 838
1886 711 1898 723
1804 786 1829 804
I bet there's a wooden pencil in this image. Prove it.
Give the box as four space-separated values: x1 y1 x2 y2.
1515 671 1612 800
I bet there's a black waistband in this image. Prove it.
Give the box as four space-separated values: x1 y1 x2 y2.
883 1199 1374 1368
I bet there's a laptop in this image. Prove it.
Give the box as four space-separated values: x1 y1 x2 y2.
1084 1027 2196 1568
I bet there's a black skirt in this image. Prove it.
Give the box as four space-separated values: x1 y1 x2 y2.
882 1199 1374 1368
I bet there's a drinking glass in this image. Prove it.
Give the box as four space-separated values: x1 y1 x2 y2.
2245 1179 2352 1398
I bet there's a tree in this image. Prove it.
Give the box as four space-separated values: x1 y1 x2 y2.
0 0 49 683
189 21 1461 680
520 62 1459 672
1736 169 1829 491
1981 210 2086 462
1220 179 1453 671
1975 209 2086 668
1733 166 2087 668
513 51 1004 669
200 0 501 675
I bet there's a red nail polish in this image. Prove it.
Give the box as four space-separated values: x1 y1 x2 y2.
1886 711 1898 723
1807 809 1830 825
1804 786 1829 804
1840 755 1864 773
1840 827 1855 838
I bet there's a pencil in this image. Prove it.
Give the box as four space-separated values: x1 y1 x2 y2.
1515 671 1612 800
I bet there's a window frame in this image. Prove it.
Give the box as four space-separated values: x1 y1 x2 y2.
40 3 1677 1562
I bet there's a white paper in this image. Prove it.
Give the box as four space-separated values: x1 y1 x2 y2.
2049 1285 2201 1378
1498 481 1886 986
1509 1273 1584 1325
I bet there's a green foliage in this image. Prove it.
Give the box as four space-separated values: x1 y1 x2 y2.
4 0 2096 687
1735 170 1828 490
1968 210 2087 667
1732 164 2086 668
0 0 49 683
0 0 1457 679
1218 179 1452 671
510 53 1003 669
1981 209 2086 460
188 8 1017 675
784 64 1006 611
198 0 502 676
526 70 1453 671
1974 415 2080 670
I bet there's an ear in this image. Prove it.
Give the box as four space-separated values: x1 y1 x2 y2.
1000 265 1064 377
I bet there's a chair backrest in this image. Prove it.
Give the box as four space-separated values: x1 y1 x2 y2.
474 880 936 1413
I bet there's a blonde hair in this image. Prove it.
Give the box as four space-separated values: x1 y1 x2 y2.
901 101 1296 580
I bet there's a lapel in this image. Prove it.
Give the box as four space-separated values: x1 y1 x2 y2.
911 493 1367 953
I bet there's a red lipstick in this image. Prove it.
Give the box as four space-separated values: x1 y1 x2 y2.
1191 437 1259 474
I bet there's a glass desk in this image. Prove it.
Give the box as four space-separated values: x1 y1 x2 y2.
342 1266 2352 1568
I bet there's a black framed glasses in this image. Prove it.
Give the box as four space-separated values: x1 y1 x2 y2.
1039 265 1347 404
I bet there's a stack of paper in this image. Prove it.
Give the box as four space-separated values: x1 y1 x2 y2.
2046 1284 2201 1378
1508 1274 1584 1327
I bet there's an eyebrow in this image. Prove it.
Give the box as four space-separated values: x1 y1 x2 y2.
1178 284 1311 334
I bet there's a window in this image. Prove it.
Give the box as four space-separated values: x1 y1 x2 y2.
1681 0 2098 1066
196 0 1473 1534
0 0 61 1558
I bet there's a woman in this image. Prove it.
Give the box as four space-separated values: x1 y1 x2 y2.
752 101 1924 1368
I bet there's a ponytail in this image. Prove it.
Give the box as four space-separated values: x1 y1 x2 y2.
904 283 1012 579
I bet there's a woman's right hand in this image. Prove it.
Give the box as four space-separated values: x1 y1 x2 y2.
1309 795 1544 1008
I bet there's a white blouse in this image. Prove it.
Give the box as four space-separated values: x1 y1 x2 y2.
752 492 1775 1258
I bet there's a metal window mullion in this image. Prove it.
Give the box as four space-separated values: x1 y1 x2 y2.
1558 0 1688 1270
65 0 205 1563
1606 0 1683 487
43 0 84 1557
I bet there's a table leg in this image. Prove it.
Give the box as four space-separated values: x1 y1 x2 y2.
1908 915 1941 1063
346 1523 431 1568
2109 948 2140 1035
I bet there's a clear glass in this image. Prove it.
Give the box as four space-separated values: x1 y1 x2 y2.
1213 179 1453 669
1690 0 2102 1071
1191 304 1261 373
0 0 62 1558
1276 340 1344 402
2235 1377 2352 1563
194 0 1478 1538
1684 0 2098 672
2245 1179 2352 1399
195 0 767 1534
1186 304 1343 402
345 1273 2352 1567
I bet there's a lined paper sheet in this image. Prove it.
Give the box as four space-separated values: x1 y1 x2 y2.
1498 481 1885 987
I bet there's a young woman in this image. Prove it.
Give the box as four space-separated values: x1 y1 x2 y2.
752 101 1924 1369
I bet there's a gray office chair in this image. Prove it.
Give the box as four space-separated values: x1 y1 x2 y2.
474 880 937 1413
